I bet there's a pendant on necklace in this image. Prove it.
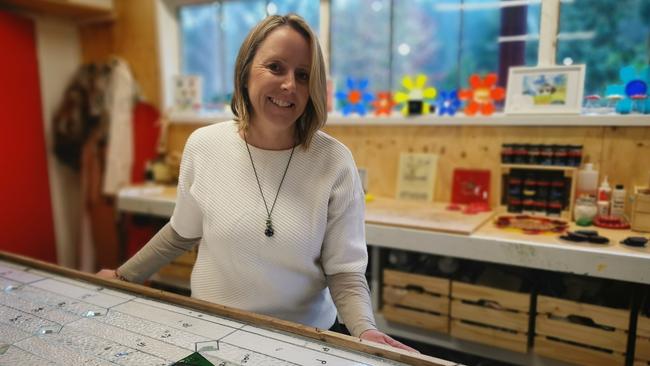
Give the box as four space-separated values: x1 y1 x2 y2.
265 218 274 237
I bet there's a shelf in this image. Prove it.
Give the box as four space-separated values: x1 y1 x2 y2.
326 113 650 127
501 164 578 172
167 110 650 127
3 0 115 23
375 314 572 366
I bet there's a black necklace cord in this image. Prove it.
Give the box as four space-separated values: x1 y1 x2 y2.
244 133 296 237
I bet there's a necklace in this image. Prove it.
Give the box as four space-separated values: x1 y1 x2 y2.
244 136 295 237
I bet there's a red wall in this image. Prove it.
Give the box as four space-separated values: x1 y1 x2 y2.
0 11 57 263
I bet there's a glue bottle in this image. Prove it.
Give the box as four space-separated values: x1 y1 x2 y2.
597 176 611 217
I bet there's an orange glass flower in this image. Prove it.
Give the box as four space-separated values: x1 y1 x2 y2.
459 73 505 116
371 91 396 116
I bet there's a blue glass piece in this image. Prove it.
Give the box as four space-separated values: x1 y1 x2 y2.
620 65 637 83
346 77 355 89
335 91 347 100
362 92 374 103
359 78 369 89
605 84 625 97
342 104 353 116
616 98 633 114
625 80 647 97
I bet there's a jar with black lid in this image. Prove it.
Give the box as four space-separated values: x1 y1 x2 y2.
540 144 554 165
552 145 568 166
501 143 514 163
527 144 541 165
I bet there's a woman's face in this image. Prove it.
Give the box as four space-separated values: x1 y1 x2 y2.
247 26 311 132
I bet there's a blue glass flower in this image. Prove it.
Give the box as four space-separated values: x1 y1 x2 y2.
604 65 650 114
335 77 374 116
437 90 461 116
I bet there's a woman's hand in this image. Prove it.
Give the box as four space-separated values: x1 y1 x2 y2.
96 269 118 279
359 329 419 353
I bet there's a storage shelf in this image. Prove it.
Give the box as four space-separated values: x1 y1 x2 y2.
167 111 650 127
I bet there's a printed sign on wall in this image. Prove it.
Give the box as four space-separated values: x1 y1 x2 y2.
396 153 438 201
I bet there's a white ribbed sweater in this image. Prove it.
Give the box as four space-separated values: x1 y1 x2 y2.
170 121 368 330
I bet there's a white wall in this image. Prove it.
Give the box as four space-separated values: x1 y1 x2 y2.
33 14 82 268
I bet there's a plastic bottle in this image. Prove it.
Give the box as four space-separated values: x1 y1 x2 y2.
610 184 626 218
596 176 611 217
576 163 598 199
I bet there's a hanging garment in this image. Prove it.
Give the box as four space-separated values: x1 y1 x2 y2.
102 58 137 195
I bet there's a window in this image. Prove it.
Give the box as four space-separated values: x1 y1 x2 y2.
330 0 540 97
179 0 319 111
557 0 650 96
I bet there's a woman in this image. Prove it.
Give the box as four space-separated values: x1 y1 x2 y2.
99 14 415 353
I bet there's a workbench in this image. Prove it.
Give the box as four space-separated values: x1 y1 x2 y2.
116 185 650 366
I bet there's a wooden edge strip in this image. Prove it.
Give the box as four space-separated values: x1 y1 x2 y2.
0 251 447 366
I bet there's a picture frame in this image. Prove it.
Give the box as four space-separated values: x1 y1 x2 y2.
505 65 586 115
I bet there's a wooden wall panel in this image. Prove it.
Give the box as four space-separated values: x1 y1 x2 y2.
324 125 608 206
165 122 646 207
79 0 160 108
600 127 650 190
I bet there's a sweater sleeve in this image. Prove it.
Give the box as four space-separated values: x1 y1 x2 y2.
326 272 377 337
169 132 204 238
117 223 200 283
320 154 367 275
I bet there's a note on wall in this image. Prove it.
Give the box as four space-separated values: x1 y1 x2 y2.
396 153 438 201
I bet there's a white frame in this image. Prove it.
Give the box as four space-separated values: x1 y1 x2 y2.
505 64 586 115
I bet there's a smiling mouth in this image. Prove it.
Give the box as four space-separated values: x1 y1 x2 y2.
269 96 294 108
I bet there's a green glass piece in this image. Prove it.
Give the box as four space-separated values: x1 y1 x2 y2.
172 352 215 366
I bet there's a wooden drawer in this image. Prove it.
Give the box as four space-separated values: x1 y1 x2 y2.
382 270 450 333
535 336 625 366
450 281 530 353
637 314 650 364
535 295 629 365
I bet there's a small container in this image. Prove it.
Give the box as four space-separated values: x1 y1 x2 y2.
552 145 569 166
507 197 523 213
597 200 610 217
610 184 626 218
567 145 583 167
576 163 599 199
501 144 514 163
540 145 554 165
574 196 598 225
550 176 567 209
527 144 541 165
547 201 563 217
513 144 528 164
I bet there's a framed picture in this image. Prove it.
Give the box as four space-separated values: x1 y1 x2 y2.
505 65 586 115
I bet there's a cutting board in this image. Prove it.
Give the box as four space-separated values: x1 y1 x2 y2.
365 197 495 235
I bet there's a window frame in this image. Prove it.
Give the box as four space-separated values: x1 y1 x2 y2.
158 0 561 116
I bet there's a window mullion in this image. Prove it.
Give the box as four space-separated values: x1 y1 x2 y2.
537 0 560 66
320 0 331 75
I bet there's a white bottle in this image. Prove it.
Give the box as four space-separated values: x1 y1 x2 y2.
610 184 626 219
576 163 598 199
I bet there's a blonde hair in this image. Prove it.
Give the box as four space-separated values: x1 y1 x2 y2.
231 14 327 149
